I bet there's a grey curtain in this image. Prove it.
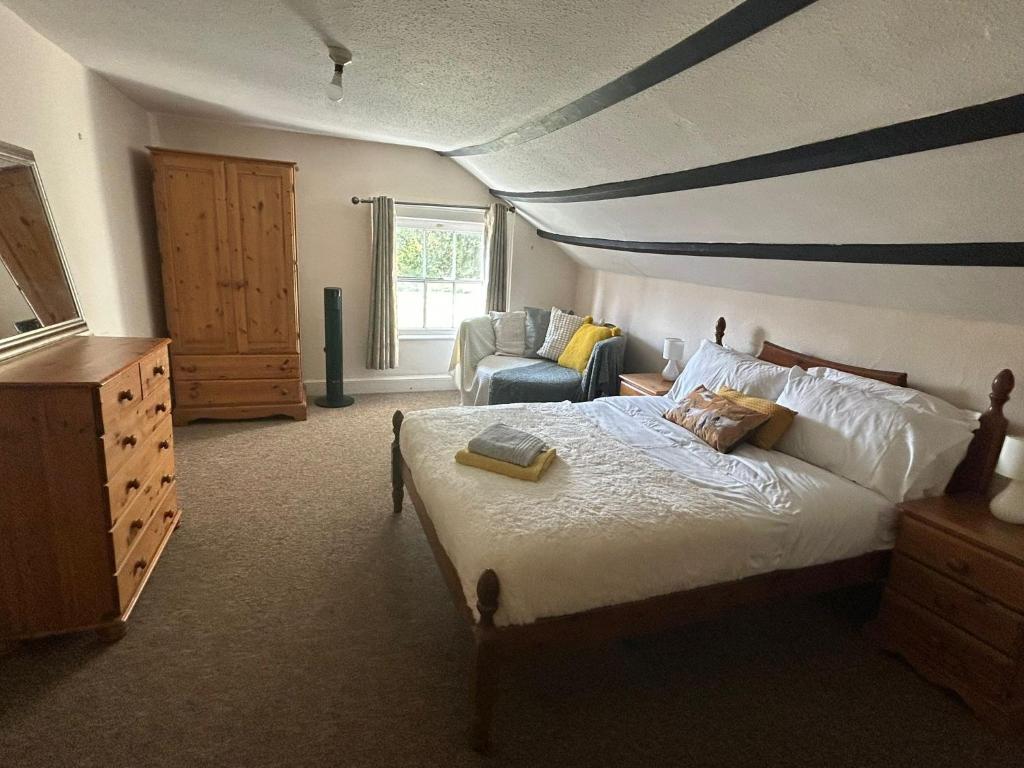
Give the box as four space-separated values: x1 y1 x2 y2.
366 195 398 369
484 202 513 312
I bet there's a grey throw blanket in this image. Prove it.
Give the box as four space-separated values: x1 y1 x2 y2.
488 334 628 405
468 423 548 466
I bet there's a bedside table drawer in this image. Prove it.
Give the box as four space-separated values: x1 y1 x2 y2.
880 591 1014 702
889 553 1024 657
899 516 1024 613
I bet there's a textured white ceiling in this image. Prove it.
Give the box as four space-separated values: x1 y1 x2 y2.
6 0 1024 324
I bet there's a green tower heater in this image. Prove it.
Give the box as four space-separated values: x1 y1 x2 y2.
315 287 354 408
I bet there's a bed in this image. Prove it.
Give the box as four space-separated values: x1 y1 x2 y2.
391 318 1014 751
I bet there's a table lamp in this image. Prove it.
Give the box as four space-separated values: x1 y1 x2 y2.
991 435 1024 524
661 338 685 381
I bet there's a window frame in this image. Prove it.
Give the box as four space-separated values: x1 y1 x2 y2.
395 215 486 336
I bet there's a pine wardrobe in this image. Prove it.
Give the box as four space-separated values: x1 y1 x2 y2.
149 148 307 424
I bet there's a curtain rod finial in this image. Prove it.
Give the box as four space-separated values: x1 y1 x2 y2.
351 196 360 205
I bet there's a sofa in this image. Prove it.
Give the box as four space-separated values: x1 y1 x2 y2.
449 313 626 406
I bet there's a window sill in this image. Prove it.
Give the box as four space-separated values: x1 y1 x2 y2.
399 333 457 341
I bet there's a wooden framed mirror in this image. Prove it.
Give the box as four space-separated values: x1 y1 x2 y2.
0 140 87 362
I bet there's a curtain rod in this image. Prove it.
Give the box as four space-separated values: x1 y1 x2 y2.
350 196 515 213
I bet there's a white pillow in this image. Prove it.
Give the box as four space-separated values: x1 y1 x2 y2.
668 339 790 402
774 369 974 503
489 311 526 357
807 366 979 427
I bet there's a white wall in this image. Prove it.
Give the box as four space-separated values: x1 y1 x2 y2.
149 114 579 392
578 268 1024 429
0 3 161 337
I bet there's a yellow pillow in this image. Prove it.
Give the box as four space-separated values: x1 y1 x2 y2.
716 386 796 450
558 323 613 373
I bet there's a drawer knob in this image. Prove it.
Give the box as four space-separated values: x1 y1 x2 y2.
158 440 171 450
129 518 144 532
155 403 168 413
946 557 970 575
133 559 148 575
118 389 134 403
163 510 176 521
122 435 138 447
126 478 141 492
161 473 176 485
153 364 166 375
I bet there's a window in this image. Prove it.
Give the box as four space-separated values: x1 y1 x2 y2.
395 216 485 334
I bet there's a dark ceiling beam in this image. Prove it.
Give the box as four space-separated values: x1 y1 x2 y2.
440 0 818 158
537 230 1024 267
494 93 1024 203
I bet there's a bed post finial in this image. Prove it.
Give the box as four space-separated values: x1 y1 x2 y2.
715 317 726 346
947 368 1014 496
391 410 405 514
471 569 501 752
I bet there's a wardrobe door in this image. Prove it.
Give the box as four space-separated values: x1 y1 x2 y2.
152 154 237 354
224 161 300 354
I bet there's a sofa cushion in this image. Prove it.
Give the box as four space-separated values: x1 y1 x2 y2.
524 306 552 358
490 310 526 356
558 324 615 373
538 308 591 361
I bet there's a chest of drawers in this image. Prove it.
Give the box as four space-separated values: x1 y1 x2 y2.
873 495 1024 732
0 336 181 648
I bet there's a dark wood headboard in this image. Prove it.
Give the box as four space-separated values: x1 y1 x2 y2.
713 316 1015 497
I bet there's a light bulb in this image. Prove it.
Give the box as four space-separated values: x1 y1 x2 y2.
326 68 344 102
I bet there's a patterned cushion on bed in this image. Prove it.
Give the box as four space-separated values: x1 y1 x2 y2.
537 308 592 361
664 386 770 453
716 386 796 451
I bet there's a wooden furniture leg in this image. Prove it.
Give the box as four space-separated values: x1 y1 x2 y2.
469 569 501 753
95 619 127 643
392 410 405 514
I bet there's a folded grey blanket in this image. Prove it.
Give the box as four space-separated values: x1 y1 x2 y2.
468 423 548 467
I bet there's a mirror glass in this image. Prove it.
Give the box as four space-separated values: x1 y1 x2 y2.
0 142 85 359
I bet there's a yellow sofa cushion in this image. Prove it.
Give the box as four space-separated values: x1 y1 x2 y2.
716 386 797 450
558 323 614 373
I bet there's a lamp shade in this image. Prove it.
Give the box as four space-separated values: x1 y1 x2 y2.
662 337 684 361
996 435 1024 482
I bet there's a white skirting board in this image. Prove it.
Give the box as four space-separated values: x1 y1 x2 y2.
304 375 456 396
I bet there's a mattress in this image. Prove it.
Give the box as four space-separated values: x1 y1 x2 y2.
400 395 896 626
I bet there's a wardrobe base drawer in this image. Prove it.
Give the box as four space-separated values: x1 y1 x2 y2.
173 401 308 426
172 354 300 381
174 378 304 407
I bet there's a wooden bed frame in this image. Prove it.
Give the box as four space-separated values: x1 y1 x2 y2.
390 317 1015 751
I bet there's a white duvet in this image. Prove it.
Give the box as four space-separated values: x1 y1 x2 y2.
400 396 896 626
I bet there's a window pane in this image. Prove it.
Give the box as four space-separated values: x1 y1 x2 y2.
425 230 454 279
455 232 483 279
397 282 424 329
396 228 424 278
425 283 454 328
454 282 484 325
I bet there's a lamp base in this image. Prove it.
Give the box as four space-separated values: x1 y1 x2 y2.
661 360 682 381
990 481 1024 524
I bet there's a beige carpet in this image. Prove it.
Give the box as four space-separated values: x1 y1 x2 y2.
0 391 1018 767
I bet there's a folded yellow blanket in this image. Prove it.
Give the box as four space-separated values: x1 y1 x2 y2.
454 447 557 481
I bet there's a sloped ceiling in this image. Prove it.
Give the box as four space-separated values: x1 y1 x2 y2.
6 0 1024 324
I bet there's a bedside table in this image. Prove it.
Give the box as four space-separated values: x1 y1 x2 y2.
618 373 673 397
873 494 1024 732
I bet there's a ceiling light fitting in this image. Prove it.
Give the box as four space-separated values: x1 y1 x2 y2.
326 45 353 103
